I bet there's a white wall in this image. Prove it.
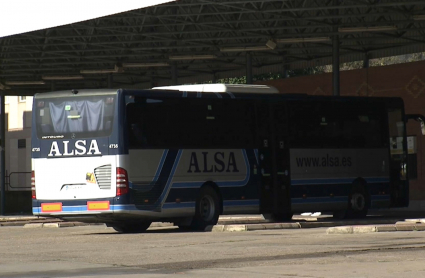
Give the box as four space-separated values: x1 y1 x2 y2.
5 96 33 191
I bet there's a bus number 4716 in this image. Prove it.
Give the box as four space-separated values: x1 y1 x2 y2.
109 144 118 149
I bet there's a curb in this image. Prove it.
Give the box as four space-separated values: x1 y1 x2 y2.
0 217 50 222
326 223 425 234
0 217 62 227
209 222 301 232
22 222 174 229
208 219 425 233
25 221 424 233
23 222 104 229
209 222 425 234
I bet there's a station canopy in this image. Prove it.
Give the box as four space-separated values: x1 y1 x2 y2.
1 0 425 95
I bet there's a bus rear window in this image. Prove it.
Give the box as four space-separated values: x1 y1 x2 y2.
35 95 115 139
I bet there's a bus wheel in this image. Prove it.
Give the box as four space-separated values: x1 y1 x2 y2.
190 186 220 231
334 186 368 219
112 221 152 233
347 187 368 218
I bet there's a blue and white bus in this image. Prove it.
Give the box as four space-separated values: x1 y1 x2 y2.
31 84 421 232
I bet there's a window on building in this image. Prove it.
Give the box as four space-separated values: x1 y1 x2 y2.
19 96 26 102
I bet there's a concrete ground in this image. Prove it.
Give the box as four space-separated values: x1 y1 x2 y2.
1 223 425 277
2 209 425 234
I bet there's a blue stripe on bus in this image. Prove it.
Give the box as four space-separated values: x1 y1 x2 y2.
149 149 179 202
182 91 188 98
172 182 204 189
227 92 235 99
291 177 390 185
63 206 87 212
158 149 183 205
34 199 260 214
150 149 168 185
112 200 260 211
254 149 259 164
291 197 347 204
223 199 259 207
171 150 250 189
365 177 391 183
162 202 196 209
196 92 202 98
370 195 390 201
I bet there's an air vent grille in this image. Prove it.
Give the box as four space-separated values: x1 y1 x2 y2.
94 164 112 190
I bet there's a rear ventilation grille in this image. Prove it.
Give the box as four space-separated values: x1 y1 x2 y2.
94 164 112 190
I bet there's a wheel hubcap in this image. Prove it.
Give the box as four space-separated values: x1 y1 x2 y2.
351 193 365 211
200 195 215 221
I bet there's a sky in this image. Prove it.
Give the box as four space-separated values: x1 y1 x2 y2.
0 0 174 38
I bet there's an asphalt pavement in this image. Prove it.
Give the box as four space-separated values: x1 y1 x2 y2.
2 209 425 233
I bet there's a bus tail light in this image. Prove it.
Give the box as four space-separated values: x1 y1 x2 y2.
116 167 129 196
31 171 36 199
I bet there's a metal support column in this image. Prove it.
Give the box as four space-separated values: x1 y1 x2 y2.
282 56 289 78
246 53 253 84
363 53 370 69
0 93 5 215
171 64 178 85
332 0 340 96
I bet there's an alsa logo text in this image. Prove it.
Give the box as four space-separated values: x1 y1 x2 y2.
48 140 101 157
187 152 239 173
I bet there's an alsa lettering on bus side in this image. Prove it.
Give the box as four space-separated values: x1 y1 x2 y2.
187 152 239 173
48 140 101 157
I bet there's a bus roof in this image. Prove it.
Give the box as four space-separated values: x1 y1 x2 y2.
152 84 279 94
34 89 118 98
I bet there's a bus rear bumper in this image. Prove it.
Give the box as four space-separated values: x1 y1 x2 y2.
32 198 163 220
32 198 195 222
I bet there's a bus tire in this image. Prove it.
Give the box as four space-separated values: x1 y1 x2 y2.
190 186 220 231
347 186 368 218
112 221 152 233
334 185 368 219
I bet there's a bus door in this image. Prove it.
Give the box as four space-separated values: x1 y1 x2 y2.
258 102 291 218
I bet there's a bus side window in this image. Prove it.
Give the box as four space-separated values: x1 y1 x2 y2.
126 103 146 148
131 123 147 145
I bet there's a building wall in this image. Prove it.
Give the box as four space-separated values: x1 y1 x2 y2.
259 60 425 201
4 96 33 192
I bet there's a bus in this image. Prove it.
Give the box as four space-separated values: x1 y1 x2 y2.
31 84 423 233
